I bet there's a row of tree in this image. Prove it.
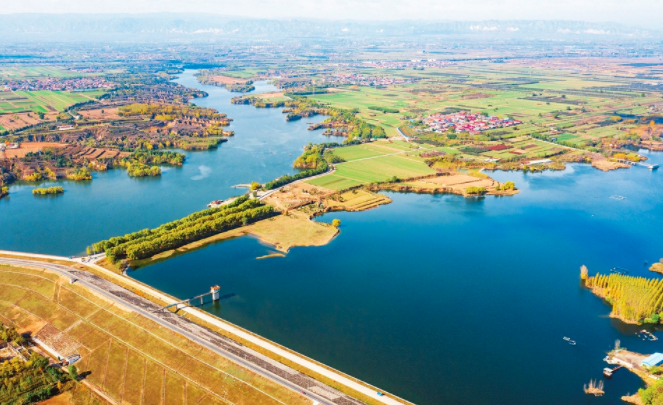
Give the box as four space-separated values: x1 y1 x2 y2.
95 197 274 261
584 269 663 323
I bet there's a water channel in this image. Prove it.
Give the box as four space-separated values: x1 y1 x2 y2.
3 71 663 404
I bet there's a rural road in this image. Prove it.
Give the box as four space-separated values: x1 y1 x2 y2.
0 252 407 405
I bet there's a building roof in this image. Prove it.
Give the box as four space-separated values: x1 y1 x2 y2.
642 353 663 367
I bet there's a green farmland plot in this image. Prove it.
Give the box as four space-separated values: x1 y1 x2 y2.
0 66 84 79
332 145 387 162
555 133 578 142
0 90 98 114
308 153 435 190
307 175 365 190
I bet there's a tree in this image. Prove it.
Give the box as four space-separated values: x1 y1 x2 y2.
29 352 49 370
332 219 341 228
250 181 260 191
86 246 92 256
68 365 78 381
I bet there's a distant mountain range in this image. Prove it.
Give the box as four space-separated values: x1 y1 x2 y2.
0 14 658 42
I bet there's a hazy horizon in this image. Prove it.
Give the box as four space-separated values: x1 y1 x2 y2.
1 0 662 29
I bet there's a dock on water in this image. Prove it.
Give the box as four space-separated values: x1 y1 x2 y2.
616 159 659 170
610 267 629 275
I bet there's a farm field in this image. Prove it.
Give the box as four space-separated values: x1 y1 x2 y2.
0 264 311 405
0 90 100 114
0 66 86 79
309 151 435 190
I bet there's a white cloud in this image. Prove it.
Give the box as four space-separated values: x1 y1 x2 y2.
506 27 519 32
557 28 571 34
584 29 609 34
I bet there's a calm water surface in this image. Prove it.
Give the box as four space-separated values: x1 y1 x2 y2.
133 152 663 405
4 71 663 404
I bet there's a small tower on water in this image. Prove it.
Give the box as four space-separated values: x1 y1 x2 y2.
211 285 221 301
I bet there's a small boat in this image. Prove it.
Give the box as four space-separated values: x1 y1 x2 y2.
563 337 570 341
603 368 613 377
569 340 576 345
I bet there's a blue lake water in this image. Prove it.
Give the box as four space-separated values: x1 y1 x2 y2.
132 153 663 405
3 70 663 404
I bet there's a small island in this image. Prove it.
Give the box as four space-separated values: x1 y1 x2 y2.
32 186 64 195
581 265 663 325
650 259 663 274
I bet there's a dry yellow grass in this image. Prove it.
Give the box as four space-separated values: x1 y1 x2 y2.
143 360 164 405
246 211 338 252
396 173 519 197
164 370 185 405
592 160 630 171
103 340 128 401
122 350 146 405
263 182 334 211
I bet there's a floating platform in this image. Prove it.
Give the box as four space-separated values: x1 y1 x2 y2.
610 267 629 275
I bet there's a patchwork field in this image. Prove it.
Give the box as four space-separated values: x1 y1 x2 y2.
0 66 85 79
0 111 59 131
0 264 312 405
0 90 101 114
310 145 435 191
326 189 392 211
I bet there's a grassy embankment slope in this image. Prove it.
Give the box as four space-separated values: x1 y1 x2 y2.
0 263 312 405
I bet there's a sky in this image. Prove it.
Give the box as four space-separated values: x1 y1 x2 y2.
1 0 662 28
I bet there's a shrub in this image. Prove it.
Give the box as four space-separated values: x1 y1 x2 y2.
32 186 64 195
465 186 486 195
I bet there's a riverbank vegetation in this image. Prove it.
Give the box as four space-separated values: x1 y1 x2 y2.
66 167 92 181
232 95 387 142
126 150 185 166
293 143 327 169
583 266 663 324
639 379 663 404
195 69 256 92
0 186 7 198
32 186 64 195
125 162 161 177
94 196 275 261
